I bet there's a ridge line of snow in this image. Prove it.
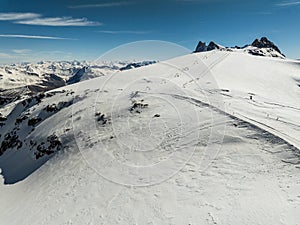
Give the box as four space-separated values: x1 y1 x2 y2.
233 111 300 152
138 86 299 153
170 93 300 152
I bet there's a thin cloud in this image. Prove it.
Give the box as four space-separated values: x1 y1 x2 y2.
15 17 101 26
0 53 14 58
0 12 40 21
36 50 70 54
69 2 132 9
12 49 32 54
0 12 101 26
0 34 75 40
98 30 152 34
276 1 300 6
257 11 272 15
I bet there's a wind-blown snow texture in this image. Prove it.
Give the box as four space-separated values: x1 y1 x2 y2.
0 47 300 224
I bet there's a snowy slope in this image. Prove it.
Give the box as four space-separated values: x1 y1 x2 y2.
205 51 300 151
0 50 300 224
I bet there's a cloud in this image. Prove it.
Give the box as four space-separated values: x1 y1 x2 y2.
98 30 152 34
15 17 101 26
0 53 14 58
0 12 40 21
0 12 101 26
276 1 300 6
29 50 72 56
0 34 75 40
256 11 272 15
12 49 32 54
69 2 132 9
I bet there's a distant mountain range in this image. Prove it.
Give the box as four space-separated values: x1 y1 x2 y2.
0 60 156 107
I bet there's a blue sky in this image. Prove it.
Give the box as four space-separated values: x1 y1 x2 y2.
0 0 300 63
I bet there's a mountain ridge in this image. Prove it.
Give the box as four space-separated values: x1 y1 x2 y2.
194 37 285 58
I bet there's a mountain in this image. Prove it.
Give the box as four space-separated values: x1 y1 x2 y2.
251 37 283 55
66 61 157 85
194 37 285 58
0 60 156 108
119 60 156 71
0 48 300 224
66 66 90 85
194 41 223 52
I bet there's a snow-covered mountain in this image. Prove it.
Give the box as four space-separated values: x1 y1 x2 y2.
195 37 286 59
0 60 156 108
0 42 300 224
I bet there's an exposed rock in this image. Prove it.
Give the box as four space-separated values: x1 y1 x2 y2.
194 41 221 53
130 101 149 113
95 112 108 125
28 117 42 126
119 61 156 71
15 115 28 125
194 41 207 52
34 134 62 159
45 104 58 113
207 41 221 51
44 100 73 113
0 133 22 156
0 116 7 122
194 37 285 58
67 66 89 85
251 37 283 56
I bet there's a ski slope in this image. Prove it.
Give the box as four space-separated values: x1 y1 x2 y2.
0 50 300 224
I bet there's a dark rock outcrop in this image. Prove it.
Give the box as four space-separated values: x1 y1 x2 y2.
119 61 156 71
0 133 23 156
67 66 89 85
251 37 284 56
194 37 285 58
194 41 207 52
194 41 221 53
34 134 62 159
207 41 221 51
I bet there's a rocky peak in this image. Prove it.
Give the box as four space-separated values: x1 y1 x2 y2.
66 66 89 85
194 41 221 53
194 41 207 52
251 37 283 55
207 41 221 51
193 37 285 58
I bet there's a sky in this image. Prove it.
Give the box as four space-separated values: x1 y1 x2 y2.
0 0 300 64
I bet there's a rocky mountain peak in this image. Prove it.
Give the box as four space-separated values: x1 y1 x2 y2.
251 37 283 55
194 37 285 58
194 41 221 53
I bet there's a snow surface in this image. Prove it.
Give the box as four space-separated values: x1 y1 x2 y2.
0 50 300 224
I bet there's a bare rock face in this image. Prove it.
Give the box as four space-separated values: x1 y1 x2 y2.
194 41 221 53
66 66 89 85
207 41 221 51
194 37 285 58
194 41 207 52
251 37 284 56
